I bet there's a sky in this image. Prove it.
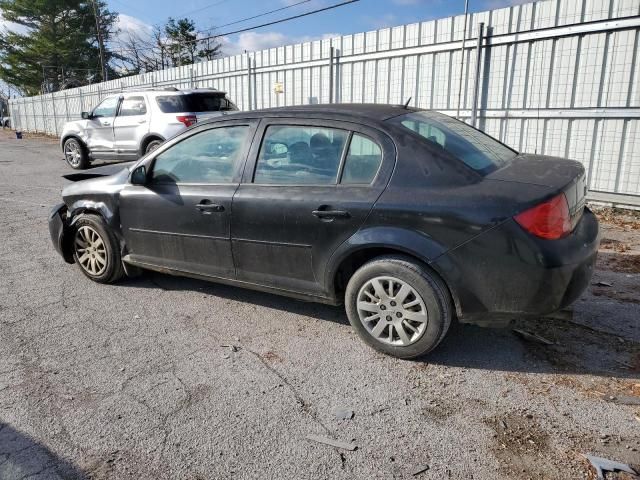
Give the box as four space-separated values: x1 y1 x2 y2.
110 0 530 55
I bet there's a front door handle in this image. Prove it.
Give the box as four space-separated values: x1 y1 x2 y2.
101 122 111 126
196 201 225 213
312 208 350 219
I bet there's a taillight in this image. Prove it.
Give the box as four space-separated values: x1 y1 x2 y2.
514 193 571 240
176 115 197 127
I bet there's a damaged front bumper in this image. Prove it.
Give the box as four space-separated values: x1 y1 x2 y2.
48 203 74 264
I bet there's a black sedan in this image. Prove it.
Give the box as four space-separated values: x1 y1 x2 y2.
49 104 599 358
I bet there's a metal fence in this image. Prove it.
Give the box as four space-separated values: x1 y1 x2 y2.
9 0 640 205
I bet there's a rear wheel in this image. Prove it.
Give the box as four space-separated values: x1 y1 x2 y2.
344 255 452 359
72 214 124 283
145 139 163 154
63 138 89 169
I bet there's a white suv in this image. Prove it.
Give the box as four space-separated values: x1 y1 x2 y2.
60 87 238 169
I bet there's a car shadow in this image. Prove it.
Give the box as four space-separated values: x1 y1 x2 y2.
122 272 639 380
0 422 87 480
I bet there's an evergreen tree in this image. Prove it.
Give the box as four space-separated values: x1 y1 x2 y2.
0 0 117 95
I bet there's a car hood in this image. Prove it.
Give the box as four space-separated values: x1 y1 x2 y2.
62 164 131 202
63 162 135 182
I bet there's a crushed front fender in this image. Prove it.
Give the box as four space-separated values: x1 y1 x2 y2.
48 203 74 264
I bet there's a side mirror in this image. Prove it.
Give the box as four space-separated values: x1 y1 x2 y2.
81 111 90 120
130 166 147 186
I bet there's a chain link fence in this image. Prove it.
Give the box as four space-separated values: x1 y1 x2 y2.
9 0 640 205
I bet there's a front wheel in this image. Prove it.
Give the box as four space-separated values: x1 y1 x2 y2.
72 214 124 283
344 255 452 359
63 138 89 169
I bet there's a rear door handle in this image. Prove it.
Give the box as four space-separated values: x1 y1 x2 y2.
312 209 350 219
196 202 225 213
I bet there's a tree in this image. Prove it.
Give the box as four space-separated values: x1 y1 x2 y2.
0 0 118 95
164 17 197 67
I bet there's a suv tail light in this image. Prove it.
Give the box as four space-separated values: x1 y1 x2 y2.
514 193 571 240
176 115 197 127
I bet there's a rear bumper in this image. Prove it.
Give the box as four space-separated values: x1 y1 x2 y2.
48 203 74 264
432 207 600 323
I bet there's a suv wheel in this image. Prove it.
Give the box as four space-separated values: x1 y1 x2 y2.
345 255 452 359
145 139 163 154
72 214 124 283
63 138 89 169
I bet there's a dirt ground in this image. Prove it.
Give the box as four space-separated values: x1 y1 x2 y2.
0 133 638 480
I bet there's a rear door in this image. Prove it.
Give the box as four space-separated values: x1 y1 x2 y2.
113 94 150 158
230 118 394 296
119 119 258 278
85 96 119 155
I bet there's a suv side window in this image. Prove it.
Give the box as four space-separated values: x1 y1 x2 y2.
92 97 119 118
151 126 250 184
254 125 348 185
341 134 383 184
118 96 147 116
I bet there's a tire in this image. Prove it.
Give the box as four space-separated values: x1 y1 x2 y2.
344 255 452 359
71 214 124 284
63 138 89 169
145 139 163 154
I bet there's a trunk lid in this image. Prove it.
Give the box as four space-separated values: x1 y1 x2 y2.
487 154 587 228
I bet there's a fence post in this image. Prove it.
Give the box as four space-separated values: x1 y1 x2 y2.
31 98 37 133
51 93 58 136
470 22 484 127
329 45 334 104
246 53 252 111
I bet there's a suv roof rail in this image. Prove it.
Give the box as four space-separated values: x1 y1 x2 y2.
121 86 180 92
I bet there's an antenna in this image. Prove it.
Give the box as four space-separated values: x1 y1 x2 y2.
403 97 412 109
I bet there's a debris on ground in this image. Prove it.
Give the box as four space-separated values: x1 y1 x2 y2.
512 328 555 345
306 434 357 451
334 408 354 420
412 465 430 476
605 395 640 406
221 344 238 352
594 281 613 287
582 454 638 480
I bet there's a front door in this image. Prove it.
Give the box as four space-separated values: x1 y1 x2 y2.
231 120 393 297
113 94 150 158
85 96 119 155
120 121 257 278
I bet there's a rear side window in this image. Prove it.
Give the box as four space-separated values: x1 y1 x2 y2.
118 96 147 116
391 111 517 175
341 134 382 184
254 125 348 185
156 94 236 113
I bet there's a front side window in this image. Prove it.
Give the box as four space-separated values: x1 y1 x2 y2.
119 96 147 116
341 134 382 184
151 126 249 184
92 97 119 118
254 125 348 185
391 111 517 175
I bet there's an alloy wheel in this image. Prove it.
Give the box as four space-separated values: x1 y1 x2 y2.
74 226 107 276
64 140 82 167
356 276 428 346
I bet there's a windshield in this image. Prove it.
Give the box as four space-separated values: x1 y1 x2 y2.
156 94 237 113
390 111 517 175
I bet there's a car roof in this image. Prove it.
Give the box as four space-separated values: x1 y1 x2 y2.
203 103 420 125
117 88 228 97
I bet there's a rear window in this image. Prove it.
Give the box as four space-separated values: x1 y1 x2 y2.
390 111 517 175
155 94 237 113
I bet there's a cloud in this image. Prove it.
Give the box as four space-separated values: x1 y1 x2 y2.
114 13 154 42
0 12 29 35
221 31 341 55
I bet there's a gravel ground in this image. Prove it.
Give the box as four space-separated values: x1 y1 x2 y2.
0 131 638 480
